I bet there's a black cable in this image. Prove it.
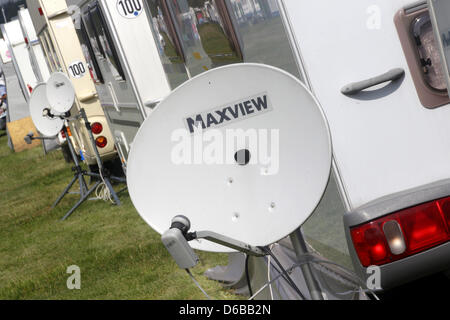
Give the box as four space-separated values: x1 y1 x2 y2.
246 252 293 299
262 247 307 300
245 254 253 297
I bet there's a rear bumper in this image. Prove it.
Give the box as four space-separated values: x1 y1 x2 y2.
376 241 450 290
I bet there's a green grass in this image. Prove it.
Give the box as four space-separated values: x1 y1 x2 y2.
0 131 240 300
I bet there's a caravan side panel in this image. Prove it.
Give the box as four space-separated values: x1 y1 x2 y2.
102 0 171 114
283 0 450 209
3 20 38 100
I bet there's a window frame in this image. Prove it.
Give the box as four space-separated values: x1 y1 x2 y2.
158 0 186 62
39 32 56 72
88 2 127 81
78 18 105 84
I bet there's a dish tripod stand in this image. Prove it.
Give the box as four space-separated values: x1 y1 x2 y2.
27 108 126 221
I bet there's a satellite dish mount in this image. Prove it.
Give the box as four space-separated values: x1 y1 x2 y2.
54 108 127 221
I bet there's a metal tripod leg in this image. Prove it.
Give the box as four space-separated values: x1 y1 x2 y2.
79 108 125 207
85 172 122 206
78 173 88 196
103 177 121 206
60 180 102 221
290 228 324 300
53 126 88 208
52 175 78 208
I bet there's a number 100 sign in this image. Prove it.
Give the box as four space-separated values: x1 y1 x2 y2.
68 61 87 79
117 0 143 19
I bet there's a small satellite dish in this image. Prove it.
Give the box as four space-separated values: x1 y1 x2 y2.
29 83 64 137
46 72 76 113
127 64 332 252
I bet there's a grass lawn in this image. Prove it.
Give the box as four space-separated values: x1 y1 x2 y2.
0 131 240 300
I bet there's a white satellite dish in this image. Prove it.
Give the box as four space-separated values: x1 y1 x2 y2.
127 64 332 252
46 72 76 113
29 83 64 137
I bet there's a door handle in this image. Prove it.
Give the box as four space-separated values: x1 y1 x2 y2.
341 68 405 95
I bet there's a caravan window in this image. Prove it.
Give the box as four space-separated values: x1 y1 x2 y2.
39 33 55 72
224 0 300 79
165 0 243 77
76 20 104 84
145 0 189 88
88 4 126 80
82 9 106 60
40 29 62 72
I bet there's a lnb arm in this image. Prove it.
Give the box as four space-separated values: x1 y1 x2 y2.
162 215 266 270
24 132 55 144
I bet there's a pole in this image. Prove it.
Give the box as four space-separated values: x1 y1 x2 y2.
2 7 7 24
290 228 324 300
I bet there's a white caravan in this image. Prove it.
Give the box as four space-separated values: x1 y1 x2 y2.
17 6 51 83
72 0 449 297
1 19 39 102
27 0 118 170
73 0 172 169
0 38 11 64
17 6 63 153
277 0 450 292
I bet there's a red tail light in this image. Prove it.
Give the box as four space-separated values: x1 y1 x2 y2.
38 8 43 16
24 37 28 45
91 122 103 135
351 197 450 267
89 67 94 80
60 130 66 139
95 136 107 148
